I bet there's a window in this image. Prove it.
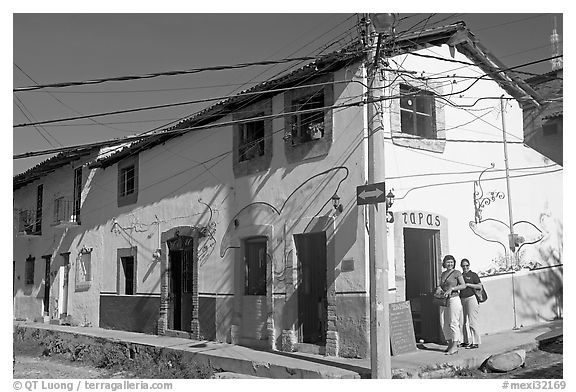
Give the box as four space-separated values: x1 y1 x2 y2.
73 167 82 223
232 100 272 177
120 256 135 295
289 91 325 145
117 155 139 207
238 119 265 162
53 197 66 223
120 166 135 197
35 184 43 234
400 84 436 139
76 250 92 291
25 255 35 285
244 237 267 296
283 75 334 163
19 210 34 234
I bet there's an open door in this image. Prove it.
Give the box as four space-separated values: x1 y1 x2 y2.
404 228 442 343
168 236 194 332
295 232 327 345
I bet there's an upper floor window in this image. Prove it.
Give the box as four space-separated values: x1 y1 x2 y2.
390 78 446 154
35 184 43 234
400 84 436 139
238 119 266 162
289 91 325 145
117 155 139 207
120 166 135 197
284 74 334 163
232 100 272 177
73 166 82 223
18 210 34 234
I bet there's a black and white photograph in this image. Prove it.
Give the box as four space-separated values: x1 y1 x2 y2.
11 6 567 386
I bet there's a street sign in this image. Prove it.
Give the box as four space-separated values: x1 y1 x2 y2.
357 182 386 206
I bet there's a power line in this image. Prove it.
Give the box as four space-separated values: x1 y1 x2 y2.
13 79 361 128
13 55 326 93
15 50 555 130
13 78 533 160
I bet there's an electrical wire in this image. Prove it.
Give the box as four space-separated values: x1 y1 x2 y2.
13 55 328 93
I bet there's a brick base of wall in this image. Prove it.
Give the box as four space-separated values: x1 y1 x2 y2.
281 329 297 352
230 324 240 345
326 330 339 356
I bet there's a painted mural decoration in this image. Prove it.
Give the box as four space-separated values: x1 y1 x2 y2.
469 163 562 274
219 166 350 285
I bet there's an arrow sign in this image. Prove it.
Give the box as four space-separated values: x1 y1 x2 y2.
357 182 386 206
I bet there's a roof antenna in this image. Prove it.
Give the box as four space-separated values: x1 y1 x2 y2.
550 16 562 71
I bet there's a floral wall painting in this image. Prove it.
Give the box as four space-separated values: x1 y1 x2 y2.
469 164 562 274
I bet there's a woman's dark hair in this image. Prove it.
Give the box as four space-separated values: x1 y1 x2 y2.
461 258 470 267
442 254 456 268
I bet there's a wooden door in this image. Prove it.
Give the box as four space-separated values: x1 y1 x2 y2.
403 228 442 343
295 232 327 345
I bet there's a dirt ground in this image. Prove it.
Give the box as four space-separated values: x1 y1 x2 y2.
13 336 563 379
452 337 563 379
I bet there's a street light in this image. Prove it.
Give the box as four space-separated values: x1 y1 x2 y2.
369 13 397 36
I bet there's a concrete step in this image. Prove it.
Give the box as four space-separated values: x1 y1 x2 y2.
213 371 269 379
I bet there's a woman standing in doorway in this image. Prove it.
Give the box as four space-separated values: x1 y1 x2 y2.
436 255 467 355
459 258 482 349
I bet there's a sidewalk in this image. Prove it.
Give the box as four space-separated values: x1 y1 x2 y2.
13 319 562 379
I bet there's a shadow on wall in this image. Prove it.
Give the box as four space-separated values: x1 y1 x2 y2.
514 266 563 327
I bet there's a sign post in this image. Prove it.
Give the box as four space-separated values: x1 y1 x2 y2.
365 28 391 378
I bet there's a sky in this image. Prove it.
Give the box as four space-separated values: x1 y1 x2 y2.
12 10 564 176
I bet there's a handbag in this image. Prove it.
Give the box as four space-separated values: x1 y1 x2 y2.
475 285 488 303
432 294 449 307
432 270 456 307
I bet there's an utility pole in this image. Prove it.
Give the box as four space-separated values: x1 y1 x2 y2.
366 13 393 379
500 95 519 330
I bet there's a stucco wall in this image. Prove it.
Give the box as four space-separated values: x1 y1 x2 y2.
477 266 562 335
99 294 160 334
384 45 563 274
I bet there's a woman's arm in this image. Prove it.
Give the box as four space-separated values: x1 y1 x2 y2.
452 275 467 292
466 282 483 290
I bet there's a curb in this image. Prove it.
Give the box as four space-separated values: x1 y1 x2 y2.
14 324 360 379
401 332 563 379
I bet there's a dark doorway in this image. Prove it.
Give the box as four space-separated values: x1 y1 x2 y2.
42 255 51 316
168 236 194 332
403 228 442 343
295 231 327 345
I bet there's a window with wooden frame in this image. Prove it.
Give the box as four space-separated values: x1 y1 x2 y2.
117 155 139 207
232 100 272 177
238 118 266 162
73 166 82 223
244 237 267 296
283 74 334 163
35 184 43 234
400 84 437 139
289 90 325 145
76 249 92 291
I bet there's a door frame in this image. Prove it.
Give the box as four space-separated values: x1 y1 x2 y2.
284 216 337 356
158 226 203 338
392 210 449 342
